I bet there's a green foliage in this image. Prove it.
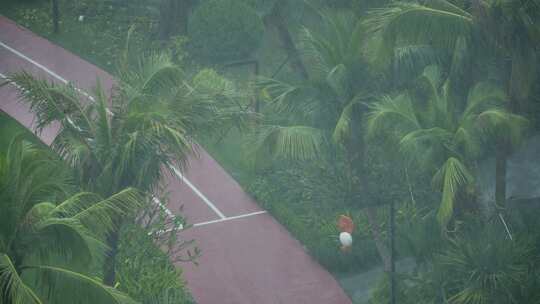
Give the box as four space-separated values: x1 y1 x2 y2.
362 1 473 66
8 51 250 197
0 137 140 304
116 224 195 304
367 65 528 227
2 0 157 71
247 162 381 273
188 0 265 63
252 11 382 165
438 228 533 304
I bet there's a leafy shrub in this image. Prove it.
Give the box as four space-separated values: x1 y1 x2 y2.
117 223 195 304
247 162 382 274
116 194 198 304
117 225 194 304
188 0 265 63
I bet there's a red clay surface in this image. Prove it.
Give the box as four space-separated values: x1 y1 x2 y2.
0 16 351 304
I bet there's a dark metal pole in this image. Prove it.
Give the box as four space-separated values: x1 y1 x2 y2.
390 200 396 304
52 0 60 34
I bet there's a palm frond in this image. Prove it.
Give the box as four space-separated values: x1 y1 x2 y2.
398 127 452 165
92 81 112 156
393 45 440 81
326 64 350 99
453 125 482 159
51 192 104 218
366 94 420 140
8 72 93 134
51 128 95 174
363 2 473 62
256 77 309 114
300 11 362 75
332 94 366 145
432 157 473 227
30 217 94 268
0 254 43 304
73 188 143 238
120 52 183 101
251 125 324 161
21 265 137 304
462 82 507 119
476 109 529 147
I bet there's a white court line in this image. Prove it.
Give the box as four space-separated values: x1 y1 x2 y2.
154 211 267 235
0 41 67 83
194 210 266 227
0 41 96 102
171 166 226 219
0 39 249 223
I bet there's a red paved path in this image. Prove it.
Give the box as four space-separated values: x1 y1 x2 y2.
0 16 351 304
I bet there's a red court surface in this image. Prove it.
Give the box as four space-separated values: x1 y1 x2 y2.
0 16 351 304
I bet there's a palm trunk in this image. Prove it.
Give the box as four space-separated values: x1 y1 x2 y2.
495 141 507 209
264 3 309 80
103 230 120 286
52 0 60 34
365 207 392 272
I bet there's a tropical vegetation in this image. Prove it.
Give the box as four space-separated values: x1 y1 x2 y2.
0 136 140 303
2 0 540 303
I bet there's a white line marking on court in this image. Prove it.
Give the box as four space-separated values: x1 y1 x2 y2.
170 166 226 219
0 41 68 83
154 210 267 235
150 211 267 235
0 40 229 220
0 41 97 102
194 210 266 227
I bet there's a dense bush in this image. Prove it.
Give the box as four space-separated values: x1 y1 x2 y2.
188 0 264 63
247 161 382 274
117 224 196 304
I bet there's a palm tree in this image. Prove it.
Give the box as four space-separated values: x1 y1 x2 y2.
437 225 534 304
7 52 250 285
254 11 395 270
362 0 540 209
367 65 527 227
0 136 141 304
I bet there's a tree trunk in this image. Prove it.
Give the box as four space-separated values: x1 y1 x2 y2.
264 3 309 80
495 141 507 209
158 0 194 40
103 230 120 286
52 0 60 34
365 207 392 272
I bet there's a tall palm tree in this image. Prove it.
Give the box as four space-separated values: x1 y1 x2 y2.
0 136 141 304
362 0 540 209
7 52 250 285
367 65 527 227
254 11 395 270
